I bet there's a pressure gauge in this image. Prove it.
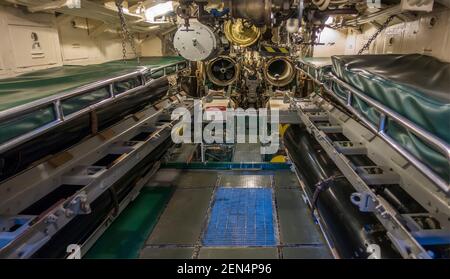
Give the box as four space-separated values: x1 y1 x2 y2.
173 22 219 61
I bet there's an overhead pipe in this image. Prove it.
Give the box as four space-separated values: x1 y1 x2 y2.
345 5 402 25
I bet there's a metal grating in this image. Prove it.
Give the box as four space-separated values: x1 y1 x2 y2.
203 188 276 246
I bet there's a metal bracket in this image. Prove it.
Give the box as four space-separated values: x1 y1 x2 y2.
355 166 400 185
306 112 329 122
333 141 367 155
350 192 376 212
66 192 91 216
317 124 343 134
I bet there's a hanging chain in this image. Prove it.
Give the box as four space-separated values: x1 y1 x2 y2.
357 15 395 55
115 0 140 64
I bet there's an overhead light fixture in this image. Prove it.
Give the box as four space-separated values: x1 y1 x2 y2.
145 1 174 23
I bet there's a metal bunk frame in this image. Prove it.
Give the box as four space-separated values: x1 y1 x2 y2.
0 60 188 154
295 64 450 259
0 95 192 258
0 62 190 258
298 65 449 194
293 98 431 258
326 74 449 194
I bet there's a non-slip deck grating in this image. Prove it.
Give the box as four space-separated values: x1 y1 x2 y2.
203 188 276 246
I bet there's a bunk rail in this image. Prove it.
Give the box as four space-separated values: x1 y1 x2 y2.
292 98 431 259
0 60 188 154
297 65 449 193
0 97 192 258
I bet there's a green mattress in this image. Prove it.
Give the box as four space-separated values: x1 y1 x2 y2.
298 57 332 82
0 56 185 112
331 54 450 182
0 56 185 146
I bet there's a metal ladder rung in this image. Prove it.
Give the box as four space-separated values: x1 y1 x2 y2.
355 166 400 185
317 124 343 134
306 112 329 122
109 140 143 154
333 141 367 155
299 102 323 113
402 214 450 246
62 166 107 185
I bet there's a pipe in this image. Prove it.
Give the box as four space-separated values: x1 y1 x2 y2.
316 8 358 16
224 0 271 26
319 0 331 11
284 125 401 259
345 5 402 25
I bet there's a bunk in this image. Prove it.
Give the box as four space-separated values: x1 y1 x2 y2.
291 54 450 259
0 56 187 182
297 57 332 83
298 54 450 192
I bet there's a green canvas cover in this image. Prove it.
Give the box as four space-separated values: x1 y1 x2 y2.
0 105 55 144
331 54 450 182
0 56 185 112
0 56 185 146
299 57 333 82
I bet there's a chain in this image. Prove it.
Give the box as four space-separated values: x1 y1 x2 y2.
357 15 395 55
115 0 140 64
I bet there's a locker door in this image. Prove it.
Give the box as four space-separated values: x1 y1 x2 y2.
8 24 60 68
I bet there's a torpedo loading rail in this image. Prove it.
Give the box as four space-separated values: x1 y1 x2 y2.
0 59 188 154
293 97 430 258
296 56 449 193
293 56 450 258
0 95 192 258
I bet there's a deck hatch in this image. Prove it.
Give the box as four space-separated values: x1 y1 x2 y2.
203 188 276 247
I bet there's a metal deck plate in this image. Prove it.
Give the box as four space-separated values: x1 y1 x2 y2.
138 166 332 259
218 174 272 188
203 188 276 246
146 169 218 188
282 246 332 259
170 143 198 162
275 188 325 244
146 188 214 245
198 248 278 259
232 143 263 162
139 247 194 259
145 169 182 187
274 171 301 188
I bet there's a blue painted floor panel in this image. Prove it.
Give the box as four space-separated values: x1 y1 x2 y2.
203 188 276 246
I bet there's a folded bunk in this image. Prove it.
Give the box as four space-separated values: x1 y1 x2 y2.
297 57 333 97
0 57 188 182
299 54 449 193
292 54 450 258
297 57 332 83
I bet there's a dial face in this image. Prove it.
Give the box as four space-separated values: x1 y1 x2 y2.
173 22 217 61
